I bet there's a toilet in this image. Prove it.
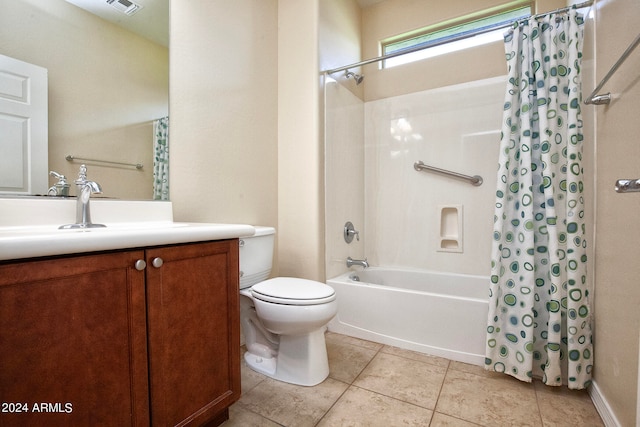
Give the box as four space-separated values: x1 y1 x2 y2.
239 226 337 386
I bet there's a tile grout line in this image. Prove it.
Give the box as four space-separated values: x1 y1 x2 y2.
233 335 603 427
428 360 452 426
313 341 384 426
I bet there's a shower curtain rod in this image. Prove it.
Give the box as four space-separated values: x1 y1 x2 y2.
322 0 593 75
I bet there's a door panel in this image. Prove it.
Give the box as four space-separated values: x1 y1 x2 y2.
0 54 48 195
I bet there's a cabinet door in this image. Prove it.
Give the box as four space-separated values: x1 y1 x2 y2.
0 251 150 426
145 240 240 426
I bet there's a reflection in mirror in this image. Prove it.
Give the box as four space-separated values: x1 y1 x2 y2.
0 0 169 200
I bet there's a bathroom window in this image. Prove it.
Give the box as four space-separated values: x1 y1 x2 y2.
381 2 532 68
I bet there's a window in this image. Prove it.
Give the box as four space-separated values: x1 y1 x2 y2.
381 2 532 68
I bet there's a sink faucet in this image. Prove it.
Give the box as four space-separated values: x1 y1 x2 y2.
59 164 106 229
346 257 369 269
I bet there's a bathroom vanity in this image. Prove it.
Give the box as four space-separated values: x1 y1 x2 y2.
0 199 253 426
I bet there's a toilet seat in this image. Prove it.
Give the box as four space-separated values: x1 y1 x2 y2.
251 277 336 305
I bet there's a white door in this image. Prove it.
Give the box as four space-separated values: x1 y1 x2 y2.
0 54 48 195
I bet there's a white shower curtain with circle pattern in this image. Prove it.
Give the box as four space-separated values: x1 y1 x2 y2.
485 8 593 390
153 116 169 201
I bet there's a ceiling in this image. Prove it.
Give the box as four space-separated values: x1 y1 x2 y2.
64 0 169 47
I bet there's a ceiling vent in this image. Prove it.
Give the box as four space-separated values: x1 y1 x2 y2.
106 0 142 16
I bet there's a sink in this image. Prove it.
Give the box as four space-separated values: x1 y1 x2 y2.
0 198 255 261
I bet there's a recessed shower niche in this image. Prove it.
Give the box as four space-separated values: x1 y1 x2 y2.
438 205 463 253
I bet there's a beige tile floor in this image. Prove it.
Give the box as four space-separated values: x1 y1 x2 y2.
222 332 604 427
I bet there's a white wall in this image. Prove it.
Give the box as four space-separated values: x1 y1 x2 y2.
364 77 505 275
324 79 365 279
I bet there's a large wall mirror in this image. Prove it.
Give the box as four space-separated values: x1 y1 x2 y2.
0 0 169 200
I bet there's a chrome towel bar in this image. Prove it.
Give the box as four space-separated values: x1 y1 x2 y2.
615 179 640 193
584 31 640 105
66 155 143 170
414 161 483 186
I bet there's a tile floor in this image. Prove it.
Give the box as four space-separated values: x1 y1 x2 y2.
222 332 604 427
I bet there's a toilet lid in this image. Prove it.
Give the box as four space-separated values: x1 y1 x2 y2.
251 277 336 305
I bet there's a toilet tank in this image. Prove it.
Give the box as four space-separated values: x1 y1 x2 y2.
239 226 275 289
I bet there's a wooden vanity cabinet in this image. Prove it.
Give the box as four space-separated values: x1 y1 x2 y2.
145 240 241 426
0 239 240 427
0 249 150 426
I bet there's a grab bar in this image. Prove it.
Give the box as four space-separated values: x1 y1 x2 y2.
413 161 483 186
66 155 143 170
584 32 640 105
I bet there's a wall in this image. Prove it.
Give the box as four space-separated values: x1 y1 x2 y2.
277 0 325 280
0 0 168 200
364 77 505 275
361 0 521 101
320 0 366 279
319 0 364 99
324 79 365 279
592 0 640 425
170 1 279 246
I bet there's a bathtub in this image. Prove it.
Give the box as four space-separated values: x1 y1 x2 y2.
326 267 489 366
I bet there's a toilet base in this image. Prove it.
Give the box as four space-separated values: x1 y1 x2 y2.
244 351 278 377
244 328 330 387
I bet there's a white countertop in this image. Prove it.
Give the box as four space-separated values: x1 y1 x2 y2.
0 198 255 261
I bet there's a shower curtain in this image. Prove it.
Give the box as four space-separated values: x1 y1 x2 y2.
153 116 170 201
485 9 593 389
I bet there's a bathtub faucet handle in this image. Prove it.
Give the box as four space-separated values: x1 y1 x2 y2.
344 221 360 243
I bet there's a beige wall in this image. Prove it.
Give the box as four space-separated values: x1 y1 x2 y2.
278 0 325 280
0 0 168 200
320 0 364 99
170 0 323 281
592 0 640 425
169 1 278 225
362 0 515 100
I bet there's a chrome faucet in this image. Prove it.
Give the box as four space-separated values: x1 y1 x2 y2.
346 257 369 268
59 165 106 229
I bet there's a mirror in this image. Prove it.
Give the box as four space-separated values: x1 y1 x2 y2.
0 0 169 200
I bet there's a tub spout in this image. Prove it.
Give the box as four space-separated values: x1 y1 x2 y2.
346 257 369 268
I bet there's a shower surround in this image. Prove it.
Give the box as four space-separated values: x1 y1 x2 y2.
325 75 507 360
326 75 506 276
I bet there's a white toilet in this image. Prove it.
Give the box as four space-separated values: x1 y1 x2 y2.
239 226 337 386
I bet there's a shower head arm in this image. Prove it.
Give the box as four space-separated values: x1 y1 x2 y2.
344 70 364 85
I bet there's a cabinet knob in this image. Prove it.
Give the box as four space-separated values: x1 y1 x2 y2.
134 260 147 271
152 257 164 268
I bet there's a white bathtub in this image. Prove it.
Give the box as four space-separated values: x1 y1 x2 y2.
327 267 489 366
